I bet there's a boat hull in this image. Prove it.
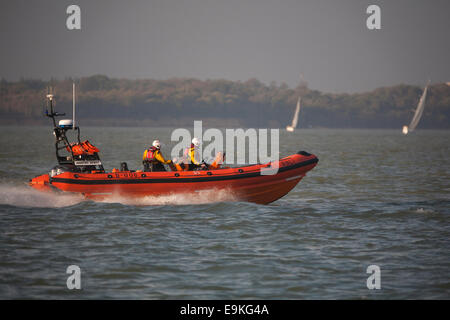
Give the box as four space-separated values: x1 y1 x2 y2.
30 151 318 205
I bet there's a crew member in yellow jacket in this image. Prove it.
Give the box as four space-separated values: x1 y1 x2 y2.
143 140 173 172
187 137 206 170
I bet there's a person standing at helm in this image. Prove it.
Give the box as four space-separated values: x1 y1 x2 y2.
143 139 173 172
187 137 206 170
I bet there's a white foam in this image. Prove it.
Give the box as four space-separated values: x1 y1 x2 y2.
99 188 238 206
0 184 238 208
0 184 85 208
414 207 434 214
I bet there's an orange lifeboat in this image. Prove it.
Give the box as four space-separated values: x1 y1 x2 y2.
30 151 318 204
30 92 318 205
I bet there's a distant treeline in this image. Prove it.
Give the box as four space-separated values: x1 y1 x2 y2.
1 75 449 128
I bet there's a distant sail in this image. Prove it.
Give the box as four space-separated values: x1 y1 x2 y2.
286 97 301 132
402 125 408 135
403 83 429 135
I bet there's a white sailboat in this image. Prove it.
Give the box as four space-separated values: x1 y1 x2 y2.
286 97 301 132
402 82 429 135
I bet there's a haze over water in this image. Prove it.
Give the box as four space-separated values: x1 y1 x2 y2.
0 127 449 299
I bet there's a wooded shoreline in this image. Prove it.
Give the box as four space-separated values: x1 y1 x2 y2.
1 76 449 128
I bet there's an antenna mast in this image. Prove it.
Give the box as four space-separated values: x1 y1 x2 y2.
72 82 76 129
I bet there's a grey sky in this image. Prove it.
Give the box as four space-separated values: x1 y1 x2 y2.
1 0 449 93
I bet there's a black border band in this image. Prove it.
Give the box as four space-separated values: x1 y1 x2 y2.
51 157 318 185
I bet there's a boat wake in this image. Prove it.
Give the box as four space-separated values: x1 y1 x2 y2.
0 184 85 208
98 188 238 206
0 184 238 208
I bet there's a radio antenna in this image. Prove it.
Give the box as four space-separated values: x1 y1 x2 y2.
72 82 76 129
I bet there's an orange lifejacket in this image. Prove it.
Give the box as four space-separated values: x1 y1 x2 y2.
67 140 100 156
145 146 158 162
69 144 85 156
81 140 100 154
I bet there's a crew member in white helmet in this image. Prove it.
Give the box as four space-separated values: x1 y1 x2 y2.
143 139 173 172
187 137 206 170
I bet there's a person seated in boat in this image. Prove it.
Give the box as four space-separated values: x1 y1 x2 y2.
187 137 207 170
142 139 174 172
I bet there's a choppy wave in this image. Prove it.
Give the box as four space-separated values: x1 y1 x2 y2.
413 207 435 214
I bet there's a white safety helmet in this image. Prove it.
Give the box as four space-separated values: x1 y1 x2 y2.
192 137 201 147
152 139 161 149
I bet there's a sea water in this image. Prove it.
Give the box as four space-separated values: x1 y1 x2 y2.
0 127 449 299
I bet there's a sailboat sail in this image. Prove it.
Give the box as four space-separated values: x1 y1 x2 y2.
286 97 301 132
407 85 428 132
291 97 301 128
